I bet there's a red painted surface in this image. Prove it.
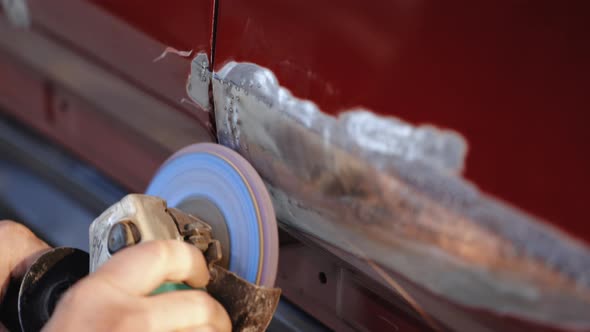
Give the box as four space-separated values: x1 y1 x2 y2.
90 0 214 53
0 51 165 190
29 0 214 123
214 0 590 241
3 0 217 190
277 240 430 331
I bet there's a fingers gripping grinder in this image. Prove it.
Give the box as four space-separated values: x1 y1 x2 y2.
1 143 280 332
90 143 281 330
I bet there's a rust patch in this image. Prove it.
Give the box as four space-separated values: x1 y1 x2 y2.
208 266 281 332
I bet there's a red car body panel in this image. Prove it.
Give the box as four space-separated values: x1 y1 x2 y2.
214 0 590 241
1 1 590 330
6 0 589 240
31 0 214 120
0 0 215 189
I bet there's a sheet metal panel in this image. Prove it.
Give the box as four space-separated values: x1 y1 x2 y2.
213 0 590 241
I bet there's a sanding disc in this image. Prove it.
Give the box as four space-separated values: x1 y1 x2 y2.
146 143 278 287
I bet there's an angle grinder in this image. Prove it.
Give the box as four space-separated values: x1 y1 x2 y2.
1 143 281 331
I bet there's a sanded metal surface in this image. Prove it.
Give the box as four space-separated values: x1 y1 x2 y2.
213 0 590 242
212 61 590 330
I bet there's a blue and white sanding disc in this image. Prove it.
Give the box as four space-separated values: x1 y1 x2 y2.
146 143 278 287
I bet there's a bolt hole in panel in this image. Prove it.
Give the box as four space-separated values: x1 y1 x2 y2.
277 240 430 331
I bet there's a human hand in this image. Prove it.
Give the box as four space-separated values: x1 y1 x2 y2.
45 240 231 332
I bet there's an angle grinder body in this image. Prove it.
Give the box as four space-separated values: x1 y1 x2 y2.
90 194 281 331
2 143 281 332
